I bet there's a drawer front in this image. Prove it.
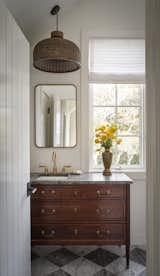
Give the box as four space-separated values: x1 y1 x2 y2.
31 199 126 222
32 223 126 242
31 184 126 201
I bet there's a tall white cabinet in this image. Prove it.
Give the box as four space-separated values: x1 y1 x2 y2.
0 1 30 276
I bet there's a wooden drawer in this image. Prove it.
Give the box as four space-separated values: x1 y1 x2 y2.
32 223 126 243
31 199 126 222
31 184 126 201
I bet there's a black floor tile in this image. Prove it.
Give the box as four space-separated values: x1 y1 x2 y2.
47 269 72 276
85 248 119 267
130 248 146 266
47 248 79 267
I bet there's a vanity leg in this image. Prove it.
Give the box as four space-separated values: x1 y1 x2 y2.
126 244 130 269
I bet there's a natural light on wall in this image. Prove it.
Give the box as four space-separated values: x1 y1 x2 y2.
89 38 145 170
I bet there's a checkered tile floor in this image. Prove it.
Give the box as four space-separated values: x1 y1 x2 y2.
31 245 146 276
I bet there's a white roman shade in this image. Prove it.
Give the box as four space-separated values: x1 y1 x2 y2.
89 38 145 83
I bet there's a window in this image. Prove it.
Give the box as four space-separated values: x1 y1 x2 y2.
89 39 145 170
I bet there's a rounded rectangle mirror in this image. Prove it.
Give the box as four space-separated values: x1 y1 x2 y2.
35 84 77 148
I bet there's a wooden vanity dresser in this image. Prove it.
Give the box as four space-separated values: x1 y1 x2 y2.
31 173 132 267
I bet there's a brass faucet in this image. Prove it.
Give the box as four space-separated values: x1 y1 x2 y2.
52 151 58 175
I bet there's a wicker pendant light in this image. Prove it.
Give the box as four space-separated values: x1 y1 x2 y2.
33 5 81 73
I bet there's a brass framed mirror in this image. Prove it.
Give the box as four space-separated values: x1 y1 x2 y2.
35 84 77 148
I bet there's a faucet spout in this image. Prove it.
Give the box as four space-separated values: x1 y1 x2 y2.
52 151 58 175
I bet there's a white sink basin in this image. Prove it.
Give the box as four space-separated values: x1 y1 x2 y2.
36 176 68 181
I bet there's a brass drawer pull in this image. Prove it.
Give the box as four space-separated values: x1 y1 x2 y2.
106 229 111 235
107 208 112 214
96 190 101 196
74 229 78 236
96 208 112 214
52 209 56 214
74 191 78 196
51 230 55 235
96 190 106 196
106 189 111 195
74 207 78 213
41 190 45 195
41 209 45 213
97 190 112 196
51 190 56 194
41 230 45 235
96 229 101 235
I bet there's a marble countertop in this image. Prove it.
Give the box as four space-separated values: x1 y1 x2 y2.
30 172 133 185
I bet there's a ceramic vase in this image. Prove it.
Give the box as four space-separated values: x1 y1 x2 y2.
102 148 112 176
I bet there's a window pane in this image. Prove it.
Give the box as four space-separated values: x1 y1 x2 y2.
90 83 144 169
117 84 141 106
92 144 102 168
117 107 140 136
92 84 116 106
115 137 140 165
93 107 115 128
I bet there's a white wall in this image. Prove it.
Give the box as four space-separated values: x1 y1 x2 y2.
30 0 145 172
30 0 146 244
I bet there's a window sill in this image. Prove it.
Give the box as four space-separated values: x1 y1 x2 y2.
89 168 146 181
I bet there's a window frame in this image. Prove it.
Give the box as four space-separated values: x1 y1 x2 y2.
88 38 146 172
89 83 146 171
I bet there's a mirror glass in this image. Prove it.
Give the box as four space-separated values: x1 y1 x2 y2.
35 84 77 148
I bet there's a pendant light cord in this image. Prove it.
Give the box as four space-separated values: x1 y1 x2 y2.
56 13 58 31
50 5 60 31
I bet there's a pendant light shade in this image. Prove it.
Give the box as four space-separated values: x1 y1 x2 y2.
33 6 81 73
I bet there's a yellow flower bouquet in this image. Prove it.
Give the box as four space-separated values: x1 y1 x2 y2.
95 124 122 151
94 124 122 176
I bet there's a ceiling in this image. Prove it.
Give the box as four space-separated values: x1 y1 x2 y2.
3 0 79 38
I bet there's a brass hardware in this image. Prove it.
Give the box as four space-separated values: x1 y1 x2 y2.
106 229 111 235
51 230 55 235
41 230 45 235
51 190 56 194
106 189 111 195
107 208 111 214
52 209 56 214
97 190 111 196
39 165 49 175
96 208 111 214
41 209 45 213
96 190 101 196
96 230 101 235
41 190 45 194
74 207 78 213
62 165 73 174
52 151 58 175
74 229 78 236
74 191 78 196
